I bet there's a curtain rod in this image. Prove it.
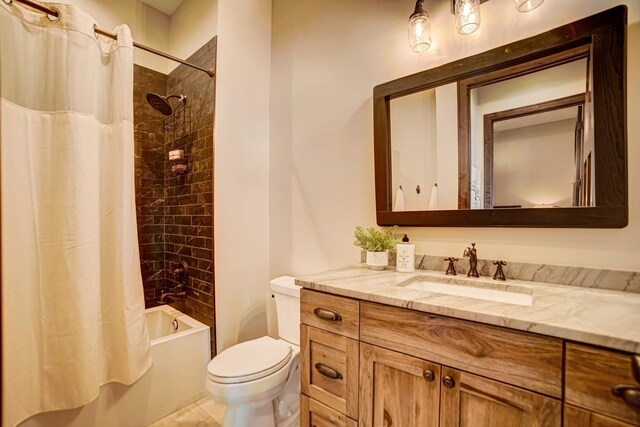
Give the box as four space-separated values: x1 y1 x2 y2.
6 0 215 78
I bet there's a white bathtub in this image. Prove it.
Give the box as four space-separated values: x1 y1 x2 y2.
19 305 211 427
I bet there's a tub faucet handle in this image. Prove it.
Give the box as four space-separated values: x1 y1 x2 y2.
172 260 189 285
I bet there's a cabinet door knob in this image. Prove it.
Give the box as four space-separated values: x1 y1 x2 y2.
423 369 435 382
612 385 640 408
314 363 343 380
443 375 456 388
313 307 342 321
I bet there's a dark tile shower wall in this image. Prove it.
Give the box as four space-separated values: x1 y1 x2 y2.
132 37 216 356
134 65 168 304
165 37 216 356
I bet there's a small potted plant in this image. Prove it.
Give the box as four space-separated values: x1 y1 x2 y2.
353 226 400 270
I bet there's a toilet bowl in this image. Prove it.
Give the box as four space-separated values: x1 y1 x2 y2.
206 276 301 427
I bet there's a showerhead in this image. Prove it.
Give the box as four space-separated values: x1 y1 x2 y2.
146 93 186 116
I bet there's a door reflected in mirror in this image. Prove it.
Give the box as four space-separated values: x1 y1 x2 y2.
474 58 590 209
488 99 588 210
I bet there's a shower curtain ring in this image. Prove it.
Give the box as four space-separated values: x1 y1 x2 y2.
2 0 13 6
46 6 60 22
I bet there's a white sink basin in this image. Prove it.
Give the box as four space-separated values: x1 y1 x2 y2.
399 277 533 306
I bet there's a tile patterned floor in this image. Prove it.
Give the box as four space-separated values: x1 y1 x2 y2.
148 396 225 427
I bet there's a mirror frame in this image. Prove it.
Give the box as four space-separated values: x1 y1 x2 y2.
373 6 627 228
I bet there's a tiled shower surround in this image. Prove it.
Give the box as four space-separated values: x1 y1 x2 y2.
133 37 216 355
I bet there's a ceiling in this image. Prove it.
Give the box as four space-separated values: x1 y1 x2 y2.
494 106 579 133
141 0 184 16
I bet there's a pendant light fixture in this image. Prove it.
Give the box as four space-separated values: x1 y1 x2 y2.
408 0 432 53
513 0 544 13
454 0 481 35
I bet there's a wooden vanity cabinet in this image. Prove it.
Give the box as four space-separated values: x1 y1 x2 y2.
359 343 560 427
300 289 640 427
300 289 360 425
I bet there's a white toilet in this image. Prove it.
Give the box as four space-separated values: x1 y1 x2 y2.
206 276 301 427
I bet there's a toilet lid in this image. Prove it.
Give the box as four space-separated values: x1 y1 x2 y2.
207 336 292 384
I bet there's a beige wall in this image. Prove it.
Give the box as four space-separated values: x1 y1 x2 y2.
390 89 437 211
270 0 640 276
214 0 272 352
58 0 218 74
57 0 170 72
167 0 218 73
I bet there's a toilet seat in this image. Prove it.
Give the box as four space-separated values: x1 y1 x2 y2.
208 336 293 384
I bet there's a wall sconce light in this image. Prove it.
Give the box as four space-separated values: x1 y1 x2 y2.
454 0 481 35
513 0 544 13
408 0 432 53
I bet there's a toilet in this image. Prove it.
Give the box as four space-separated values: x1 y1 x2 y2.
206 276 301 427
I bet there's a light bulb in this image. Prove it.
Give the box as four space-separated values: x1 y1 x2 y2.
408 1 431 53
513 0 544 13
455 0 480 35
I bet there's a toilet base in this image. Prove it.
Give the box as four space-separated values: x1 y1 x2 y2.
222 399 275 427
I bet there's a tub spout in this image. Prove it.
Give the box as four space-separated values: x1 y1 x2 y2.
159 291 187 304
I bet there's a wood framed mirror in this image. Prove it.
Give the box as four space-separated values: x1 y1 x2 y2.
373 6 627 228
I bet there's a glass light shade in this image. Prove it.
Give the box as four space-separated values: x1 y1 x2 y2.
408 11 432 53
513 0 544 13
455 0 481 35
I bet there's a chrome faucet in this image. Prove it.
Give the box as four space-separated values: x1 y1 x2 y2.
463 243 480 278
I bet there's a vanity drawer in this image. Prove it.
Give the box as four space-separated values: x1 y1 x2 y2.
301 325 358 419
300 395 357 427
301 289 359 339
360 301 563 397
564 405 637 427
565 343 640 426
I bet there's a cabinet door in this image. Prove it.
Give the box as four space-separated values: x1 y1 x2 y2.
439 367 561 427
359 343 441 427
301 395 358 427
565 404 638 427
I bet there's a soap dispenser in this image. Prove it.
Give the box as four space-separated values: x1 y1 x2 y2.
396 234 415 273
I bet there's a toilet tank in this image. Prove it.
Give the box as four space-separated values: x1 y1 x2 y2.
270 276 301 346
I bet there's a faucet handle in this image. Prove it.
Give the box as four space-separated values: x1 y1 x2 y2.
444 257 458 276
493 260 507 281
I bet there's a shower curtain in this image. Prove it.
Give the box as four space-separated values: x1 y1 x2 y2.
0 3 151 426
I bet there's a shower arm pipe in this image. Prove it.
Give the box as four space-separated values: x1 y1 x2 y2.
8 0 216 78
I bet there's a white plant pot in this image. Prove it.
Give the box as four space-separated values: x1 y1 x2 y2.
366 251 389 270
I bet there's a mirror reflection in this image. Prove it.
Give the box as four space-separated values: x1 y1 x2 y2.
389 57 590 211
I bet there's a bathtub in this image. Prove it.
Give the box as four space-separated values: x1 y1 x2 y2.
19 305 211 427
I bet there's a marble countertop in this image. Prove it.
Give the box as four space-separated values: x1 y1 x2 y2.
296 265 640 354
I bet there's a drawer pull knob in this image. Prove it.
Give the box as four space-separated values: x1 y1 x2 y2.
423 369 435 382
443 375 456 388
315 363 343 380
612 385 640 408
313 308 342 321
